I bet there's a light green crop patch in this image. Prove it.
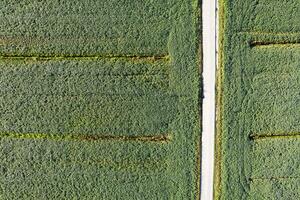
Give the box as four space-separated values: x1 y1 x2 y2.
0 0 201 199
216 0 300 199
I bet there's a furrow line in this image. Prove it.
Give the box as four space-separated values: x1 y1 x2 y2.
0 54 170 62
249 133 300 141
0 132 172 143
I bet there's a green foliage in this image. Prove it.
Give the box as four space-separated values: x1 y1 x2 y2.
217 0 300 199
0 0 201 199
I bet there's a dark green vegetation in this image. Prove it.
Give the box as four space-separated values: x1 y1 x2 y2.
0 1 201 199
216 0 300 199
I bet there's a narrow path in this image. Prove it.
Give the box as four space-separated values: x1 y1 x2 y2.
201 0 216 199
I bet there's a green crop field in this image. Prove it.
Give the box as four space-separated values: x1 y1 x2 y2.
216 0 300 199
0 1 201 199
